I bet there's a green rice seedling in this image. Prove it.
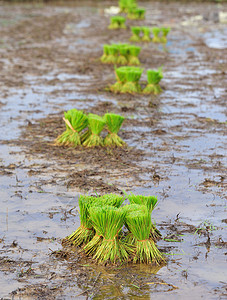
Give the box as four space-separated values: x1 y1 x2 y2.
84 195 124 256
108 16 119 30
104 113 125 147
125 206 165 264
66 195 97 246
55 109 88 147
97 193 125 208
152 27 162 43
108 16 126 30
121 66 143 94
160 27 171 44
128 8 146 20
123 191 161 239
130 27 141 42
83 206 105 256
141 27 151 42
143 68 163 95
92 206 132 264
126 193 158 213
122 204 147 244
105 44 119 64
126 193 161 240
128 45 141 66
100 45 110 63
83 114 106 147
117 44 128 65
119 0 137 13
110 66 128 93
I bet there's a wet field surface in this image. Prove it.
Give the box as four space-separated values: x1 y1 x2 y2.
0 1 226 299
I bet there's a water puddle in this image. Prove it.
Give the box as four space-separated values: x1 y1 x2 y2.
203 27 227 49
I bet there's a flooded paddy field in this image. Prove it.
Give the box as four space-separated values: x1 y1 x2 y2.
0 0 226 299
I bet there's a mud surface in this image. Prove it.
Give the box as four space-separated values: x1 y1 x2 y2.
0 1 227 299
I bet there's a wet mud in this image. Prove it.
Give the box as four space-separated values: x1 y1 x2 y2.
0 1 227 299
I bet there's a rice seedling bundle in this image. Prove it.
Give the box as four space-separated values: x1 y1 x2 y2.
128 45 141 66
55 109 88 146
110 66 128 93
127 193 158 212
84 194 124 256
64 193 165 265
141 27 151 42
97 193 125 208
160 27 171 44
129 26 141 42
152 27 171 43
91 206 131 263
56 110 126 148
83 114 106 147
126 193 161 241
111 66 143 94
122 203 147 244
119 0 137 13
152 27 161 43
100 44 141 66
108 16 126 30
104 113 125 147
143 68 163 95
100 44 110 63
121 66 143 94
125 206 165 264
129 26 152 43
127 8 146 20
66 195 97 246
105 44 119 64
117 44 128 65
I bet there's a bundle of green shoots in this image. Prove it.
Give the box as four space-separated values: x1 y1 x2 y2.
143 68 163 95
117 44 129 65
56 110 126 148
125 205 165 264
121 203 146 244
127 8 146 20
160 27 171 44
110 66 127 93
108 16 126 29
129 27 141 42
152 27 171 43
128 45 141 66
84 194 124 256
100 44 110 63
119 0 137 13
152 27 161 43
141 27 152 42
126 193 161 240
104 113 125 147
104 45 119 64
91 206 131 263
130 26 152 43
66 195 97 246
101 44 126 65
100 44 141 66
55 109 88 147
111 66 143 94
65 192 164 265
82 114 106 147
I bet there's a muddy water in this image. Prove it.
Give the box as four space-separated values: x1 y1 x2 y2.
0 1 226 299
